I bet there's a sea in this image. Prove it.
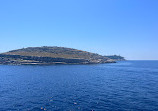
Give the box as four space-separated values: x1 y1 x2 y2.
0 61 158 111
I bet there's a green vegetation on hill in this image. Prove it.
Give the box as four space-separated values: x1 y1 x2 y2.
6 46 107 59
105 55 125 61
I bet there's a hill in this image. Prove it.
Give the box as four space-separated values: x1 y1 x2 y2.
0 46 124 65
105 55 125 61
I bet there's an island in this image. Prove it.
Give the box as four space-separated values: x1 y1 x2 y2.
0 46 125 65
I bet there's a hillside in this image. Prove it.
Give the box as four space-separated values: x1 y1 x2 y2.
0 46 124 65
105 55 125 61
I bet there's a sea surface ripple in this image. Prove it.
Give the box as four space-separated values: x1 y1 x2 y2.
0 61 158 111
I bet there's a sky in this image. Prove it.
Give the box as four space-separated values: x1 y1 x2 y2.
0 0 158 60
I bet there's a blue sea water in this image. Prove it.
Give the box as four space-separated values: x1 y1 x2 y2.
0 61 158 111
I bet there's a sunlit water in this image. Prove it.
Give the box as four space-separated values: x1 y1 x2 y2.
0 61 158 111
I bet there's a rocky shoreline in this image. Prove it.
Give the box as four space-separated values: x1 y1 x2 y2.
0 54 116 65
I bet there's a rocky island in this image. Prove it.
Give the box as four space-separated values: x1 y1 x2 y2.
0 46 125 65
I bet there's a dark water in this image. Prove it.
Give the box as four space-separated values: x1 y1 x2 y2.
0 61 158 111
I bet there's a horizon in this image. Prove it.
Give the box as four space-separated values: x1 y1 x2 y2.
0 0 158 60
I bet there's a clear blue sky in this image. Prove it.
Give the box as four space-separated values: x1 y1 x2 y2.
0 0 158 60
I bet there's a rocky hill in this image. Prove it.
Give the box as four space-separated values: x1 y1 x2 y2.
0 46 124 65
105 55 125 61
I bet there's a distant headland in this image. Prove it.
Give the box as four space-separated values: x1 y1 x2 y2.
0 46 125 65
